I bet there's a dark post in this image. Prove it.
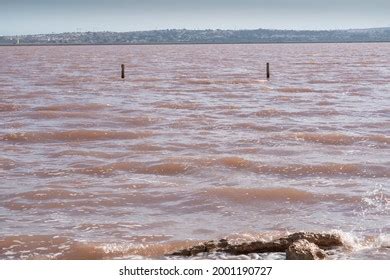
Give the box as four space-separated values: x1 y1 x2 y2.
121 64 125 79
266 63 270 79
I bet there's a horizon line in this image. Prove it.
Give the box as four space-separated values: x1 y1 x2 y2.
2 26 390 37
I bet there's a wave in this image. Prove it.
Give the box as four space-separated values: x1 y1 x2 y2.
69 157 389 178
202 187 318 203
199 187 369 206
366 135 390 145
251 109 341 118
278 87 317 93
14 189 88 201
0 157 17 170
114 116 160 127
0 234 197 260
34 103 111 112
143 162 190 175
294 132 389 145
1 130 153 143
232 123 282 132
210 105 240 110
50 150 124 159
27 111 96 119
153 102 200 110
257 163 388 178
317 101 335 106
131 77 164 83
198 157 389 178
215 156 254 169
295 132 357 145
4 189 182 211
77 161 190 176
129 144 164 152
255 109 287 117
308 80 340 84
0 103 24 112
1 231 388 260
73 222 153 232
183 78 263 85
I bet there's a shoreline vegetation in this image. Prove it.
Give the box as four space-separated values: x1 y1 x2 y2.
1 27 390 46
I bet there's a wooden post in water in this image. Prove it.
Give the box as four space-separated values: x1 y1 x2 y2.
121 64 125 79
266 63 270 79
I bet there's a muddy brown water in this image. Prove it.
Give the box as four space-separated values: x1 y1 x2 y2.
0 43 389 259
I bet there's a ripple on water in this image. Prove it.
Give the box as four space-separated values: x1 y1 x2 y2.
1 44 389 260
1 130 153 142
293 132 390 145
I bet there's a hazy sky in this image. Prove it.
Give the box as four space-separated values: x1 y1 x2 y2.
1 0 390 35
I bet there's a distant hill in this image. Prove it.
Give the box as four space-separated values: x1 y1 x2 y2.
1 28 390 45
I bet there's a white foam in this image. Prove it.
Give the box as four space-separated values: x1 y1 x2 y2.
376 234 390 248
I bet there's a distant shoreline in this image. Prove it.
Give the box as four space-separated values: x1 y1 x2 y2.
2 27 390 46
1 40 390 47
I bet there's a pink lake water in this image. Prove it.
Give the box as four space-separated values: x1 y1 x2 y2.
0 43 389 259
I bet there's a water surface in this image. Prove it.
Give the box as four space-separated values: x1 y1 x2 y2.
0 43 389 259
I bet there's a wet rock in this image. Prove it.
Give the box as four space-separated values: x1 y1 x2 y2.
170 240 217 256
222 239 290 255
218 239 229 248
285 232 343 248
286 239 327 260
168 232 342 258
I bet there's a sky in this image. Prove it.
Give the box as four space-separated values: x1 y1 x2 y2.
1 0 390 35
